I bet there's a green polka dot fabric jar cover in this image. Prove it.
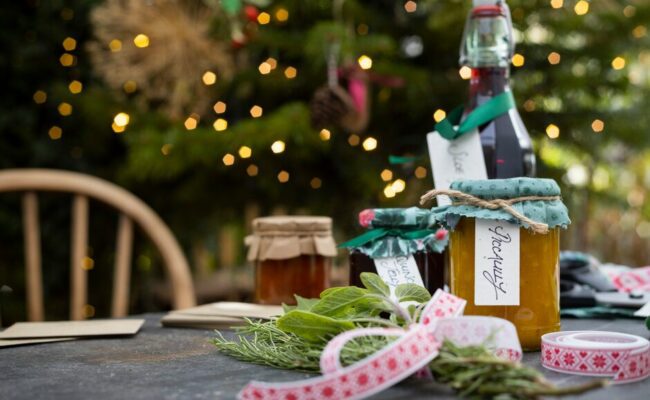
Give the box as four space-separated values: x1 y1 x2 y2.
420 178 571 351
340 207 449 295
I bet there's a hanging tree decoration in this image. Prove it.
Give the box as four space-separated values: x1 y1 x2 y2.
88 0 235 120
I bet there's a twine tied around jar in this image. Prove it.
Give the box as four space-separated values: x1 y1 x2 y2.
420 189 561 234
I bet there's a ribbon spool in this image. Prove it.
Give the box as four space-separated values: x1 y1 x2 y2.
541 331 650 384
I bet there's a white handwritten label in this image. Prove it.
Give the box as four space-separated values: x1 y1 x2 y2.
474 219 520 306
426 129 488 206
374 256 424 300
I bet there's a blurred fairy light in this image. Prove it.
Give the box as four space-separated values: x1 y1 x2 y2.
550 0 563 9
623 6 636 18
275 8 289 22
33 90 47 104
415 166 427 179
258 62 272 75
250 105 263 118
633 26 647 39
82 304 95 319
383 184 396 198
271 140 285 154
357 24 369 36
357 55 373 70
184 115 199 130
591 167 610 191
109 39 122 52
523 99 536 112
222 153 235 166
512 53 525 67
566 164 588 187
62 37 76 51
546 124 560 139
433 109 446 122
58 102 73 116
574 0 589 16
277 170 290 183
611 56 626 70
310 177 322 189
404 1 417 13
59 53 75 67
257 12 271 25
202 71 217 85
547 52 561 65
266 58 278 70
401 36 423 58
362 137 378 151
591 119 604 133
392 179 406 193
284 66 297 79
133 34 150 48
161 143 173 156
113 112 130 127
459 66 472 80
380 169 393 182
213 101 227 114
238 146 252 159
246 164 259 177
213 118 228 131
123 80 137 93
319 129 331 141
348 134 360 146
48 126 62 140
112 122 125 133
68 80 83 94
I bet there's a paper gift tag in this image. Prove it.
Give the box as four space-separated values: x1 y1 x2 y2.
474 219 520 306
0 319 144 339
374 255 425 300
426 129 488 206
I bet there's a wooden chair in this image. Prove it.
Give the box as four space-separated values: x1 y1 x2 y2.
0 169 196 321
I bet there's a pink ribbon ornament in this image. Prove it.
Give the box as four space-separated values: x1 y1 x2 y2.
238 290 522 400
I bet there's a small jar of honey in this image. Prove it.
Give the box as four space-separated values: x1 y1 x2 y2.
245 216 337 305
341 207 449 295
423 178 570 350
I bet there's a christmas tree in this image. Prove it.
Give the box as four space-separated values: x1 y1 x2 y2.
1 0 649 318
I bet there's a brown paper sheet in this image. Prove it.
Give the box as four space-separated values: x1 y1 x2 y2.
0 319 145 339
160 302 283 330
0 337 75 348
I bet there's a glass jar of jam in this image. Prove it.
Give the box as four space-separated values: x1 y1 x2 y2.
245 216 337 305
341 208 449 295
426 178 570 350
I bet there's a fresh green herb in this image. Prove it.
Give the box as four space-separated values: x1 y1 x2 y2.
213 273 605 398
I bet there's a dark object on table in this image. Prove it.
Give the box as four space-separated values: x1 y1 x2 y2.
560 281 597 308
560 251 617 292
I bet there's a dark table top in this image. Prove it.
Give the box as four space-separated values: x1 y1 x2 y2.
1 314 648 400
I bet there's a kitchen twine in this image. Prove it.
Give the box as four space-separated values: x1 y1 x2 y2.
420 188 560 234
238 290 523 400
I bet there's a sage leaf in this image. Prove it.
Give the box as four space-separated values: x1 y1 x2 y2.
276 310 354 342
282 303 296 314
395 283 431 303
360 272 390 297
294 295 319 311
311 286 368 317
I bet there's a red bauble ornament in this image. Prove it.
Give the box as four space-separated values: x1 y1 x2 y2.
244 5 259 22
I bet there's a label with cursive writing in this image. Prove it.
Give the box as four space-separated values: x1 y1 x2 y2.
474 219 520 306
374 256 425 300
426 129 488 206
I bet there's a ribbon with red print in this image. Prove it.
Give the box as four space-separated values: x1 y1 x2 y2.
541 331 650 384
238 290 522 400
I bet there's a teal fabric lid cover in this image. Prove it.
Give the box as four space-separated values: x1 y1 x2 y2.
340 207 449 258
426 178 571 231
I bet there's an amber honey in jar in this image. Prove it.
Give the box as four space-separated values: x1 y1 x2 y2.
245 216 337 305
341 208 449 294
426 178 570 350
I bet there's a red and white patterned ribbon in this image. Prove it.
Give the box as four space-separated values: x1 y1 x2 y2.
541 331 650 384
238 290 522 400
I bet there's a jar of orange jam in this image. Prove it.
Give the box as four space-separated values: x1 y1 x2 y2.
425 178 570 350
245 216 337 305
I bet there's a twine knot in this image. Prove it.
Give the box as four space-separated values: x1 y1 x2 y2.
420 189 561 234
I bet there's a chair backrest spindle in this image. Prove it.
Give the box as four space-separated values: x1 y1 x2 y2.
111 215 133 318
70 195 89 320
22 191 44 321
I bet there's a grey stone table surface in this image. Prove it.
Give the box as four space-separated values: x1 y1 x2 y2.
1 314 648 400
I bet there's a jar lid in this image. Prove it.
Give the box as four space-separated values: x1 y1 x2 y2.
425 178 571 232
252 216 332 236
246 216 337 261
